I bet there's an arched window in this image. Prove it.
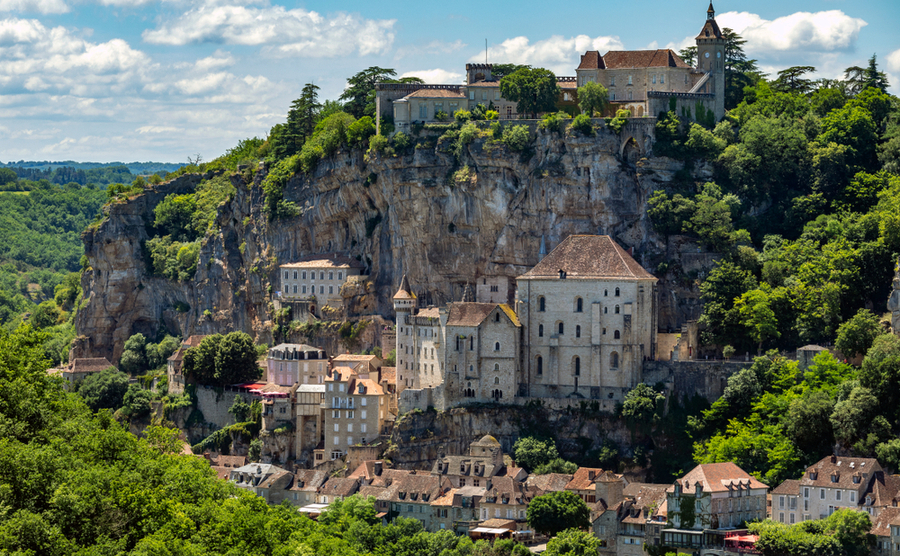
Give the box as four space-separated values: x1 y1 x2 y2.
615 305 620 314
604 307 608 314
575 297 583 312
494 364 500 372
538 297 545 312
615 287 620 297
604 289 608 297
469 365 474 373
610 352 619 368
538 324 544 337
574 356 581 376
494 376 500 384
536 356 543 375
494 342 500 351
614 330 621 339
558 322 564 335
576 325 581 338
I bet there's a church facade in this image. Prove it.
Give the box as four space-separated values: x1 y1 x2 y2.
393 235 658 410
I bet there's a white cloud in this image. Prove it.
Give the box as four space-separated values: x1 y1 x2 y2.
142 0 396 57
400 68 464 84
717 10 867 54
0 0 68 14
396 39 466 59
887 49 900 73
473 34 624 75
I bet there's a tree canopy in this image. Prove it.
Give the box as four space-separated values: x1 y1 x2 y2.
526 490 590 537
499 67 561 118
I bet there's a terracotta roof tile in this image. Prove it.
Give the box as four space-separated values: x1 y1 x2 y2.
334 354 381 363
388 473 443 503
578 50 605 70
800 456 883 490
771 479 800 496
379 367 396 384
69 358 117 374
671 463 768 493
183 335 208 347
521 235 656 281
527 473 574 493
602 49 690 69
350 378 384 396
871 506 900 537
405 89 466 98
566 468 606 491
446 303 520 327
281 253 365 269
416 307 441 319
319 477 361 498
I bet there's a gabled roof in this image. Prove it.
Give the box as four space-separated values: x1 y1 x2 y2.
350 378 384 396
578 50 606 70
446 303 520 327
291 469 330 491
379 367 396 384
800 456 883 490
69 358 116 374
602 50 690 69
671 462 768 493
404 89 466 99
393 275 416 300
519 235 656 281
387 473 443 503
319 477 361 498
870 506 900 537
566 468 606 491
527 473 574 493
281 253 365 269
183 335 208 347
771 479 800 496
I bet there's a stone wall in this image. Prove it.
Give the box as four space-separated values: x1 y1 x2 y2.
643 359 748 403
196 386 255 429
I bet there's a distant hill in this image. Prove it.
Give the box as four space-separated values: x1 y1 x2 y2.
0 161 182 175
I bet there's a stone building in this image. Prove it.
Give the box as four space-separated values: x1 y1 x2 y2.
320 367 391 461
518 235 658 402
266 343 327 386
279 255 366 309
663 463 768 551
431 435 506 488
166 335 207 395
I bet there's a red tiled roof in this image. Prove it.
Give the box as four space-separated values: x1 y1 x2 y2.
520 235 656 281
183 335 208 347
771 479 800 496
800 456 883 490
379 367 396 384
70 358 116 374
871 506 900 537
527 473 574 493
405 89 466 98
320 477 361 497
578 50 605 70
282 253 365 269
566 468 606 491
350 378 384 396
602 49 690 69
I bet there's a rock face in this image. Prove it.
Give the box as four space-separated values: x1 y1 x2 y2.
890 257 900 336
76 121 697 361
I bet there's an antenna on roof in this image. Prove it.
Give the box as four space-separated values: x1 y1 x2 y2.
485 39 488 65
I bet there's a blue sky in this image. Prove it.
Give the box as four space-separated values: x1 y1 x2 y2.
0 0 898 163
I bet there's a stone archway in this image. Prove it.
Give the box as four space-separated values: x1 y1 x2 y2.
621 136 642 165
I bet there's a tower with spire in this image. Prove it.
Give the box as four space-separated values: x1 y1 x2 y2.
695 1 726 120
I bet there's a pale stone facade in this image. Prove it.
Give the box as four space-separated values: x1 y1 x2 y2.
322 367 390 460
518 235 658 402
266 343 327 386
279 256 365 309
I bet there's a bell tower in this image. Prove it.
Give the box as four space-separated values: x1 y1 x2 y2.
695 2 726 121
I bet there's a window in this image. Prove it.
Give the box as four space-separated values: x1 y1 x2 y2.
850 491 856 503
347 436 353 445
334 423 339 432
284 271 288 279
538 324 544 337
804 488 809 498
558 322 564 335
347 423 353 432
329 272 333 280
333 436 339 445
652 74 656 84
627 75 633 85
615 305 620 314
302 285 307 294
319 272 324 280
610 351 619 368
660 74 665 84
615 287 620 297
293 285 297 293
610 76 615 86
820 489 825 500
361 423 367 433
536 356 543 375
836 490 842 501
610 92 615 101
574 357 580 376
469 90 475 100
469 336 474 350
482 91 487 101
434 102 442 114
494 91 500 100
302 271 306 280
576 325 581 338
538 296 545 312
495 342 500 351
604 307 608 314
338 271 343 280
329 286 333 294
575 297 583 312
320 286 324 294
419 103 427 119
293 271 298 280
361 398 367 406
779 497 785 509
614 330 620 340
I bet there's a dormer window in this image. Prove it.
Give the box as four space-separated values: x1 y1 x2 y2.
831 474 838 483
810 471 818 480
853 475 861 484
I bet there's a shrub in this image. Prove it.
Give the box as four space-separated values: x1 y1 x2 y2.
368 134 389 155
485 110 499 120
539 111 571 133
571 113 593 135
606 109 631 134
490 121 503 139
454 110 472 123
346 116 376 145
392 132 412 153
501 125 532 152
434 110 449 122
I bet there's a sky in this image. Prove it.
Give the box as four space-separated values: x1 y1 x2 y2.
1 0 899 163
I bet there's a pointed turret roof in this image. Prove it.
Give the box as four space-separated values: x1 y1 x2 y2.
393 275 416 300
461 282 474 302
697 2 723 40
708 1 715 16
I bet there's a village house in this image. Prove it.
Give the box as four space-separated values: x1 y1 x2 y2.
50 357 117 390
386 472 446 530
288 468 330 507
279 255 366 310
166 335 207 395
663 463 768 552
229 463 293 504
431 435 506 488
332 353 383 377
870 506 900 555
320 366 392 461
318 476 361 504
265 343 327 386
479 475 533 524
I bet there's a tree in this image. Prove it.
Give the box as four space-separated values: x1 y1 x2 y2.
836 309 882 360
215 332 259 386
339 67 397 118
784 391 834 457
722 28 760 108
123 384 152 418
499 67 561 118
678 46 697 67
698 261 758 348
533 459 578 475
79 366 129 411
526 490 590 537
228 395 251 422
182 334 222 385
283 83 322 157
153 193 197 242
491 64 529 79
858 334 900 422
734 289 780 354
773 66 817 95
622 383 664 423
576 81 608 116
29 300 60 329
513 436 559 472
876 439 900 473
0 168 17 186
830 386 879 446
818 105 878 171
543 528 602 556
119 333 149 374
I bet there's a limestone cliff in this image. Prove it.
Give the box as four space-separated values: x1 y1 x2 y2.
76 121 698 362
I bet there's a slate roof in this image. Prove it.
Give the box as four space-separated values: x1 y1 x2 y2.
578 50 606 70
485 476 532 505
519 235 656 281
432 454 500 478
602 50 690 69
800 456 882 490
69 358 116 374
258 467 292 489
388 473 443 504
696 18 724 40
671 462 768 493
864 473 900 507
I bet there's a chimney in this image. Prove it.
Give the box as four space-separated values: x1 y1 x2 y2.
831 455 837 464
588 470 595 480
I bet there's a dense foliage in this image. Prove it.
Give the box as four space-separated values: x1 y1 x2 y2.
182 332 261 387
526 490 591 537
